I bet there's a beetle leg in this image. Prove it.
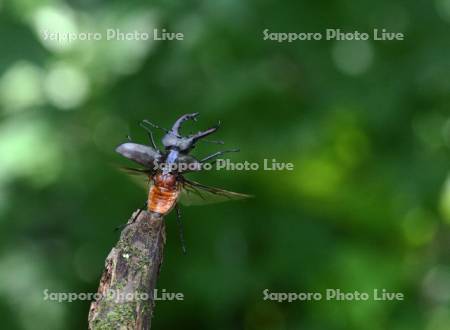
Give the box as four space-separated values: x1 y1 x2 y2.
191 121 221 143
114 201 147 232
175 204 187 255
201 139 225 145
200 148 240 163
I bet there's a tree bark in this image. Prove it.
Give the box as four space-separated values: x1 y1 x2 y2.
88 210 165 330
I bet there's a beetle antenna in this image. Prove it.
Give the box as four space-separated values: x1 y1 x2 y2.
139 122 159 150
142 120 171 134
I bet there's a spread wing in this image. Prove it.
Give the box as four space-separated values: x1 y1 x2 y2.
175 154 202 172
118 167 152 190
116 142 161 168
117 165 253 206
178 178 252 206
119 166 152 176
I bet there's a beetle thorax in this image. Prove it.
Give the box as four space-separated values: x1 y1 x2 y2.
162 134 194 152
153 173 177 189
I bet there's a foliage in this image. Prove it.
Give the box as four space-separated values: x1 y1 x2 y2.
0 1 449 329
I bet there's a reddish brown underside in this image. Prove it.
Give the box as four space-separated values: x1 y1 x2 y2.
148 173 179 214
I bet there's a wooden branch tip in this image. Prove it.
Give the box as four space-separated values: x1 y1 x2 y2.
88 210 165 330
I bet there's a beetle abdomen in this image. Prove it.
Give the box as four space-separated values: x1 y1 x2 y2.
148 173 179 215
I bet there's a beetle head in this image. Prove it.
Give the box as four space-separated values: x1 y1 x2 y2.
162 113 220 153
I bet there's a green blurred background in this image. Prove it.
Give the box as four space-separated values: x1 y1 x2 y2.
1 0 450 329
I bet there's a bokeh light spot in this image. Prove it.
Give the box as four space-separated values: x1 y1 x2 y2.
44 62 90 110
296 158 343 198
426 307 450 330
422 265 450 303
0 61 44 112
435 0 450 23
32 5 78 53
412 112 445 150
439 173 450 224
332 40 374 76
104 11 157 75
0 249 65 330
0 117 62 186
